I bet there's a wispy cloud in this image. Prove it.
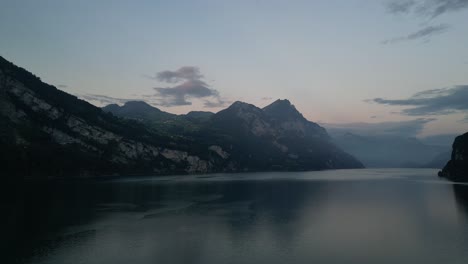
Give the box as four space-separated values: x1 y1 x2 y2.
151 66 229 108
203 98 232 108
79 94 135 106
382 24 449 44
386 0 416 14
386 0 468 18
383 0 468 43
368 85 468 115
56 84 68 89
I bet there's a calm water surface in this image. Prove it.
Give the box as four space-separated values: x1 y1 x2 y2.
3 169 468 264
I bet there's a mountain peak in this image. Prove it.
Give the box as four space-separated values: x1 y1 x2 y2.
229 101 256 108
263 99 305 121
122 100 157 110
270 99 292 106
102 100 173 120
224 101 263 113
102 100 161 113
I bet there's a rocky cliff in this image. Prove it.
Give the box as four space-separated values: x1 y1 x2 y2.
206 100 363 171
0 56 227 179
439 132 468 181
1 56 363 179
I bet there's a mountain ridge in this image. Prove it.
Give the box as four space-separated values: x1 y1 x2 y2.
0 55 364 179
103 99 363 171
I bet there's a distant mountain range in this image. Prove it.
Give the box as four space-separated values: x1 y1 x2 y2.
0 56 363 179
327 132 451 169
104 99 364 173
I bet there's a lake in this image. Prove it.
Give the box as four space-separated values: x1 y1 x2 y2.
3 168 468 264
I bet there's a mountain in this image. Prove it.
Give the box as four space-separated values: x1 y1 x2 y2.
204 100 363 170
104 99 363 171
0 56 225 179
423 151 451 169
103 101 175 121
329 132 449 168
420 134 457 147
439 132 468 181
102 101 203 134
184 111 214 122
0 56 363 179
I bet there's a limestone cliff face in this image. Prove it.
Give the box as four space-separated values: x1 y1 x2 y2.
439 132 468 181
0 56 230 178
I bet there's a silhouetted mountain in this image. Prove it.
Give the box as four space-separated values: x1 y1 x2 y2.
0 56 363 179
263 99 305 121
105 99 363 171
424 151 451 169
330 132 449 168
185 111 214 121
103 101 174 121
420 134 457 147
439 132 468 181
205 100 363 170
263 99 329 139
103 101 205 134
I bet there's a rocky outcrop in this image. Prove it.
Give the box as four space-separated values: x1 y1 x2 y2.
439 132 468 181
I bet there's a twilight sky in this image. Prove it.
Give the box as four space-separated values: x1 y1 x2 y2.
1 0 468 137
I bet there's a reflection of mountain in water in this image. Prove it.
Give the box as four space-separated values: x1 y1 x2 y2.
7 171 468 264
452 184 468 218
4 178 325 263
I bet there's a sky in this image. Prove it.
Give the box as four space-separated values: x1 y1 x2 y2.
1 0 468 137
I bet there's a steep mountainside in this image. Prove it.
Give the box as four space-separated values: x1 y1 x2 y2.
204 100 364 170
0 56 363 179
104 99 363 171
0 56 226 178
439 132 468 181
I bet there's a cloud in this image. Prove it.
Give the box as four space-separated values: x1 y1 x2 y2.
369 85 468 116
386 0 468 18
203 98 232 108
323 118 436 137
152 66 228 107
81 66 231 109
384 0 468 43
382 24 449 44
261 97 273 100
57 84 68 89
154 79 219 106
153 66 203 83
79 94 134 106
386 0 416 14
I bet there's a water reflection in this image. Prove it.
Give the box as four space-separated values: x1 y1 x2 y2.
452 184 468 218
3 170 468 264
